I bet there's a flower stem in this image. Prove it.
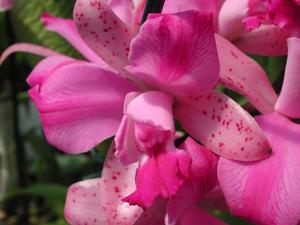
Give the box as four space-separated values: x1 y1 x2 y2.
141 0 165 24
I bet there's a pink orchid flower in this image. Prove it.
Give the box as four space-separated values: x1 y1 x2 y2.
0 0 14 11
163 0 296 56
0 0 273 161
64 138 226 225
218 38 300 225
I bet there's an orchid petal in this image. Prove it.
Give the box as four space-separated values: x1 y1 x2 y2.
175 91 271 161
127 91 174 131
217 0 248 40
199 186 228 211
167 138 218 225
218 112 300 225
179 205 227 225
123 149 191 207
65 144 142 225
0 0 14 11
234 25 289 56
275 38 300 118
0 43 59 65
107 0 134 27
216 34 277 113
41 13 107 66
29 63 136 153
127 11 219 96
26 55 78 87
73 0 133 71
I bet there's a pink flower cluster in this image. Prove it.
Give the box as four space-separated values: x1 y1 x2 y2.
1 0 300 224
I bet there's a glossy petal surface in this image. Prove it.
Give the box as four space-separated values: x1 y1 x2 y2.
29 63 136 153
65 144 142 225
275 37 300 118
218 112 300 225
74 0 133 71
175 91 271 161
127 11 219 96
216 34 277 113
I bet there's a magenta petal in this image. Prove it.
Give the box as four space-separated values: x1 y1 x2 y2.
275 37 300 118
217 0 248 40
216 34 278 113
179 205 226 225
41 13 107 65
218 112 300 225
0 0 14 11
234 25 289 56
124 150 191 207
127 11 219 96
65 144 142 225
73 0 133 71
29 63 136 153
0 43 59 65
175 91 271 161
26 55 78 87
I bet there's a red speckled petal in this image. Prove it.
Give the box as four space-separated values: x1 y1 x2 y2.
107 0 134 27
218 112 300 225
41 13 107 66
174 91 271 161
275 38 300 118
65 144 143 225
126 11 219 97
26 55 79 87
234 25 289 56
29 63 136 153
74 0 133 71
216 34 277 113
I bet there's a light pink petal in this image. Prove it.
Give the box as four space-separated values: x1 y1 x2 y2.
126 91 174 131
216 34 277 113
41 13 107 66
234 25 289 56
218 112 300 225
0 43 59 65
73 0 133 71
107 0 134 27
179 205 227 225
127 11 219 96
0 0 14 11
162 0 222 29
29 63 136 153
174 91 271 161
275 38 300 118
217 0 248 40
167 138 218 225
27 55 78 87
65 144 142 225
124 150 191 207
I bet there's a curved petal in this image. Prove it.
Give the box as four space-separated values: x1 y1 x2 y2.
217 0 248 40
29 63 136 153
218 112 300 225
0 43 59 65
65 144 142 225
127 91 174 131
26 55 79 87
275 38 300 118
107 0 134 27
234 25 289 56
179 205 226 225
162 0 222 29
73 0 133 71
0 0 14 11
216 34 277 113
126 11 219 96
174 91 271 161
41 13 107 66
